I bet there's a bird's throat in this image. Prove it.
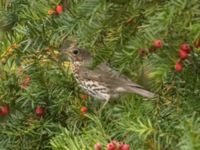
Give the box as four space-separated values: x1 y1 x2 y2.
72 61 81 76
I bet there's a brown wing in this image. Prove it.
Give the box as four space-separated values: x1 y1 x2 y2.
79 63 142 88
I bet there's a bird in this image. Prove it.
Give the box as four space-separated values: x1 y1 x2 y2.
60 42 155 101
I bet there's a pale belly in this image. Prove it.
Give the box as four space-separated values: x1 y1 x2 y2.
78 80 111 101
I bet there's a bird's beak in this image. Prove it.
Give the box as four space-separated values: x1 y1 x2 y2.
59 39 77 60
61 48 70 55
58 48 70 61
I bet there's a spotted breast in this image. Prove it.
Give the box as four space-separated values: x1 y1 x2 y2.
72 62 111 100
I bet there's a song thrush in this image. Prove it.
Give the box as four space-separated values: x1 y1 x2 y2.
60 43 155 101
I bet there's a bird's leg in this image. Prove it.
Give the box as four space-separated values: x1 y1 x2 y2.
99 99 109 113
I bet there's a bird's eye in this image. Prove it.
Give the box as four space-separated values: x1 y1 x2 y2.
72 49 79 55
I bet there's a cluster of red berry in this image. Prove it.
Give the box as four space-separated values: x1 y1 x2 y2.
95 141 130 150
0 105 45 117
139 39 196 73
175 43 191 72
139 39 163 56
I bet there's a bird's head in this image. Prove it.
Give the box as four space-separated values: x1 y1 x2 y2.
60 40 92 66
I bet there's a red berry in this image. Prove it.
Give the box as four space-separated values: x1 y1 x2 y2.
35 106 45 117
120 144 130 150
153 39 163 48
80 95 88 100
56 5 63 14
175 62 183 72
107 142 116 150
80 106 88 113
180 43 191 53
0 105 9 116
179 50 188 60
94 143 102 150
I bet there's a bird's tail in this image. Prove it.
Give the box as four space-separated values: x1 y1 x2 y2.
125 85 155 98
